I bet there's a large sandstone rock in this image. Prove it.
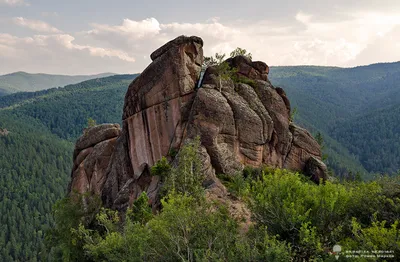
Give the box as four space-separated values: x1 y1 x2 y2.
69 35 328 213
69 124 121 195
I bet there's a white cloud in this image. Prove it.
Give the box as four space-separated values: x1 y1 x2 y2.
46 34 135 62
0 33 135 74
79 13 400 69
2 11 400 74
0 0 29 6
295 11 312 24
351 25 400 66
89 18 161 38
13 17 61 33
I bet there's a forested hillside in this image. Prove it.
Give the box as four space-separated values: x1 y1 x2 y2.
269 61 400 177
0 71 115 96
0 111 72 261
0 74 138 261
332 104 400 174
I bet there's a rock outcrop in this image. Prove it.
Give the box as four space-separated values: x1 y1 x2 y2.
69 35 328 212
0 128 9 136
69 124 121 195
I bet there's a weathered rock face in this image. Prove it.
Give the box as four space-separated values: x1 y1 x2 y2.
69 124 121 195
0 128 9 136
69 35 327 211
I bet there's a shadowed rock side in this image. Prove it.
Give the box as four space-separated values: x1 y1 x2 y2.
69 35 327 214
69 124 121 195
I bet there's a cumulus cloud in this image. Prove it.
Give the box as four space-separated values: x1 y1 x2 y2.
351 25 400 66
13 17 61 33
0 0 29 6
2 11 400 74
295 11 312 24
79 12 400 69
89 18 161 38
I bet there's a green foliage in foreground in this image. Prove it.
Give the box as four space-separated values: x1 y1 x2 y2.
245 168 400 261
48 141 400 261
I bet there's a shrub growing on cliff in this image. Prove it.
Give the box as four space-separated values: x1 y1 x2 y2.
162 136 205 198
151 156 171 179
230 47 252 60
87 117 96 128
203 48 254 92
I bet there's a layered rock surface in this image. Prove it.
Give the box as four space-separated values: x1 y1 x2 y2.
69 124 121 195
69 35 327 212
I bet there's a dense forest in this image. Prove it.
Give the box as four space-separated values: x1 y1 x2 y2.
332 105 400 174
0 74 137 261
270 61 400 177
0 111 72 261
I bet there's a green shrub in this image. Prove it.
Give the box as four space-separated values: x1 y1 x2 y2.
151 156 171 179
126 192 153 225
247 168 400 259
341 217 400 260
217 172 248 199
162 137 204 198
46 193 101 261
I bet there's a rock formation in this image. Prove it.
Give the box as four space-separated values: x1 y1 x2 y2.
69 124 121 195
0 128 9 136
0 128 10 136
69 35 328 212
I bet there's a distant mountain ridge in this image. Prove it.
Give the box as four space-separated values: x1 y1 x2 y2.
0 71 116 96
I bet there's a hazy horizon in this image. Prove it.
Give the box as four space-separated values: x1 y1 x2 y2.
3 59 400 76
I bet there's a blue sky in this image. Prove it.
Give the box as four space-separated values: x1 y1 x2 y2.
1 0 400 74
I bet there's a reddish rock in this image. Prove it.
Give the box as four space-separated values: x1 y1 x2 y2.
69 124 121 195
75 124 120 152
68 35 328 213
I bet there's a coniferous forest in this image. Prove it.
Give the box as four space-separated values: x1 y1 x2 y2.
0 75 137 261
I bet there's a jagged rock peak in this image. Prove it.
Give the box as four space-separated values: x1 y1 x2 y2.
123 35 203 120
69 35 328 214
150 35 203 61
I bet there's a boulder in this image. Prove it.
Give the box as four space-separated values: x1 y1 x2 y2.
305 156 329 183
69 124 121 195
